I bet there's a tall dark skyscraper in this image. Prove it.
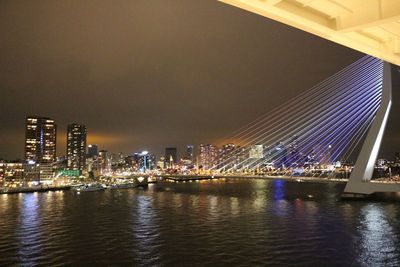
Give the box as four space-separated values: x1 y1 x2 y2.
67 123 87 171
165 147 178 165
25 116 57 164
186 145 194 162
87 144 98 158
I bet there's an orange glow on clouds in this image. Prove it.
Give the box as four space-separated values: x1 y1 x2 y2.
57 132 125 155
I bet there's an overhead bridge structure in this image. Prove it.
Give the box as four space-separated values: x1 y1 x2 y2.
219 0 400 66
219 0 400 196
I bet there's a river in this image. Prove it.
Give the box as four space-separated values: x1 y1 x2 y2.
1 179 399 266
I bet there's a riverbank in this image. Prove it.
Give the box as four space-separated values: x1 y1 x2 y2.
0 185 71 194
162 174 349 184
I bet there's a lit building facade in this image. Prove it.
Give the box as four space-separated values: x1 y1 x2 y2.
218 143 236 170
25 116 57 164
131 151 156 172
0 162 24 186
199 144 218 170
24 116 57 182
67 123 87 171
98 150 111 174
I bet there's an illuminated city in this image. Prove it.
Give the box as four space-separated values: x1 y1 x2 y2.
1 0 400 266
1 57 399 189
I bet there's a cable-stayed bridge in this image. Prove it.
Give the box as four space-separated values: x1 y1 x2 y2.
209 55 400 196
214 56 382 173
217 0 400 196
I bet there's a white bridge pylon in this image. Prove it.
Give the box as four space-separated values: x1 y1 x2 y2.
344 62 400 195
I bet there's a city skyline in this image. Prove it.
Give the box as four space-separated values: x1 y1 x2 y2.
1 1 400 266
0 0 367 159
1 1 400 160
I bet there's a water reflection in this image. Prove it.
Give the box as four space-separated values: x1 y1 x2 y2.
17 194 42 266
0 179 399 266
207 195 218 217
357 204 398 266
133 194 159 265
0 194 9 214
271 180 289 217
230 197 239 216
273 180 285 201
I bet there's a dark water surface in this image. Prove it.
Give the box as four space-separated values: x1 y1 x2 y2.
1 179 400 266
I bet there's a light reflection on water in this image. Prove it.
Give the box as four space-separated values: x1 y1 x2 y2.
358 204 398 266
17 193 42 265
0 179 399 266
230 197 239 216
134 194 159 266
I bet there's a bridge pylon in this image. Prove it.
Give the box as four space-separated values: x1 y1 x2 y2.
343 62 400 197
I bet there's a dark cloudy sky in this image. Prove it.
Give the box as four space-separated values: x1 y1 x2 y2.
0 0 398 160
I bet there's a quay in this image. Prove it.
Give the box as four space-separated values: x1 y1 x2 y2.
132 174 348 183
164 176 220 182
0 185 71 195
131 174 349 184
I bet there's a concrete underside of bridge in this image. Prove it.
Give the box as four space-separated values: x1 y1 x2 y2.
219 0 400 66
220 0 400 196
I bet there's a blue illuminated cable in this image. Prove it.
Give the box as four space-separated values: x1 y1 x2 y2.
218 56 375 144
214 57 379 173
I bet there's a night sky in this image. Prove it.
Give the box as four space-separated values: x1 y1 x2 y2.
1 0 398 160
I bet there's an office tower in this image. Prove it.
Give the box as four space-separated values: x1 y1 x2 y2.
199 144 218 170
88 144 98 158
98 150 111 174
186 145 194 163
25 116 57 163
132 151 155 172
165 147 178 166
67 123 87 171
218 143 236 169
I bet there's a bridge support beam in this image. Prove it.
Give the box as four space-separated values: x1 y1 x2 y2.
343 61 400 196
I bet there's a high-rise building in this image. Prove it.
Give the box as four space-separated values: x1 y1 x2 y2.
185 145 194 163
24 116 57 182
67 123 87 171
165 147 178 167
98 150 111 174
25 116 57 164
87 144 98 158
132 151 155 172
218 143 236 170
199 144 218 170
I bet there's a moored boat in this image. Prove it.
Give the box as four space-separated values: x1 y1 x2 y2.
72 183 105 192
